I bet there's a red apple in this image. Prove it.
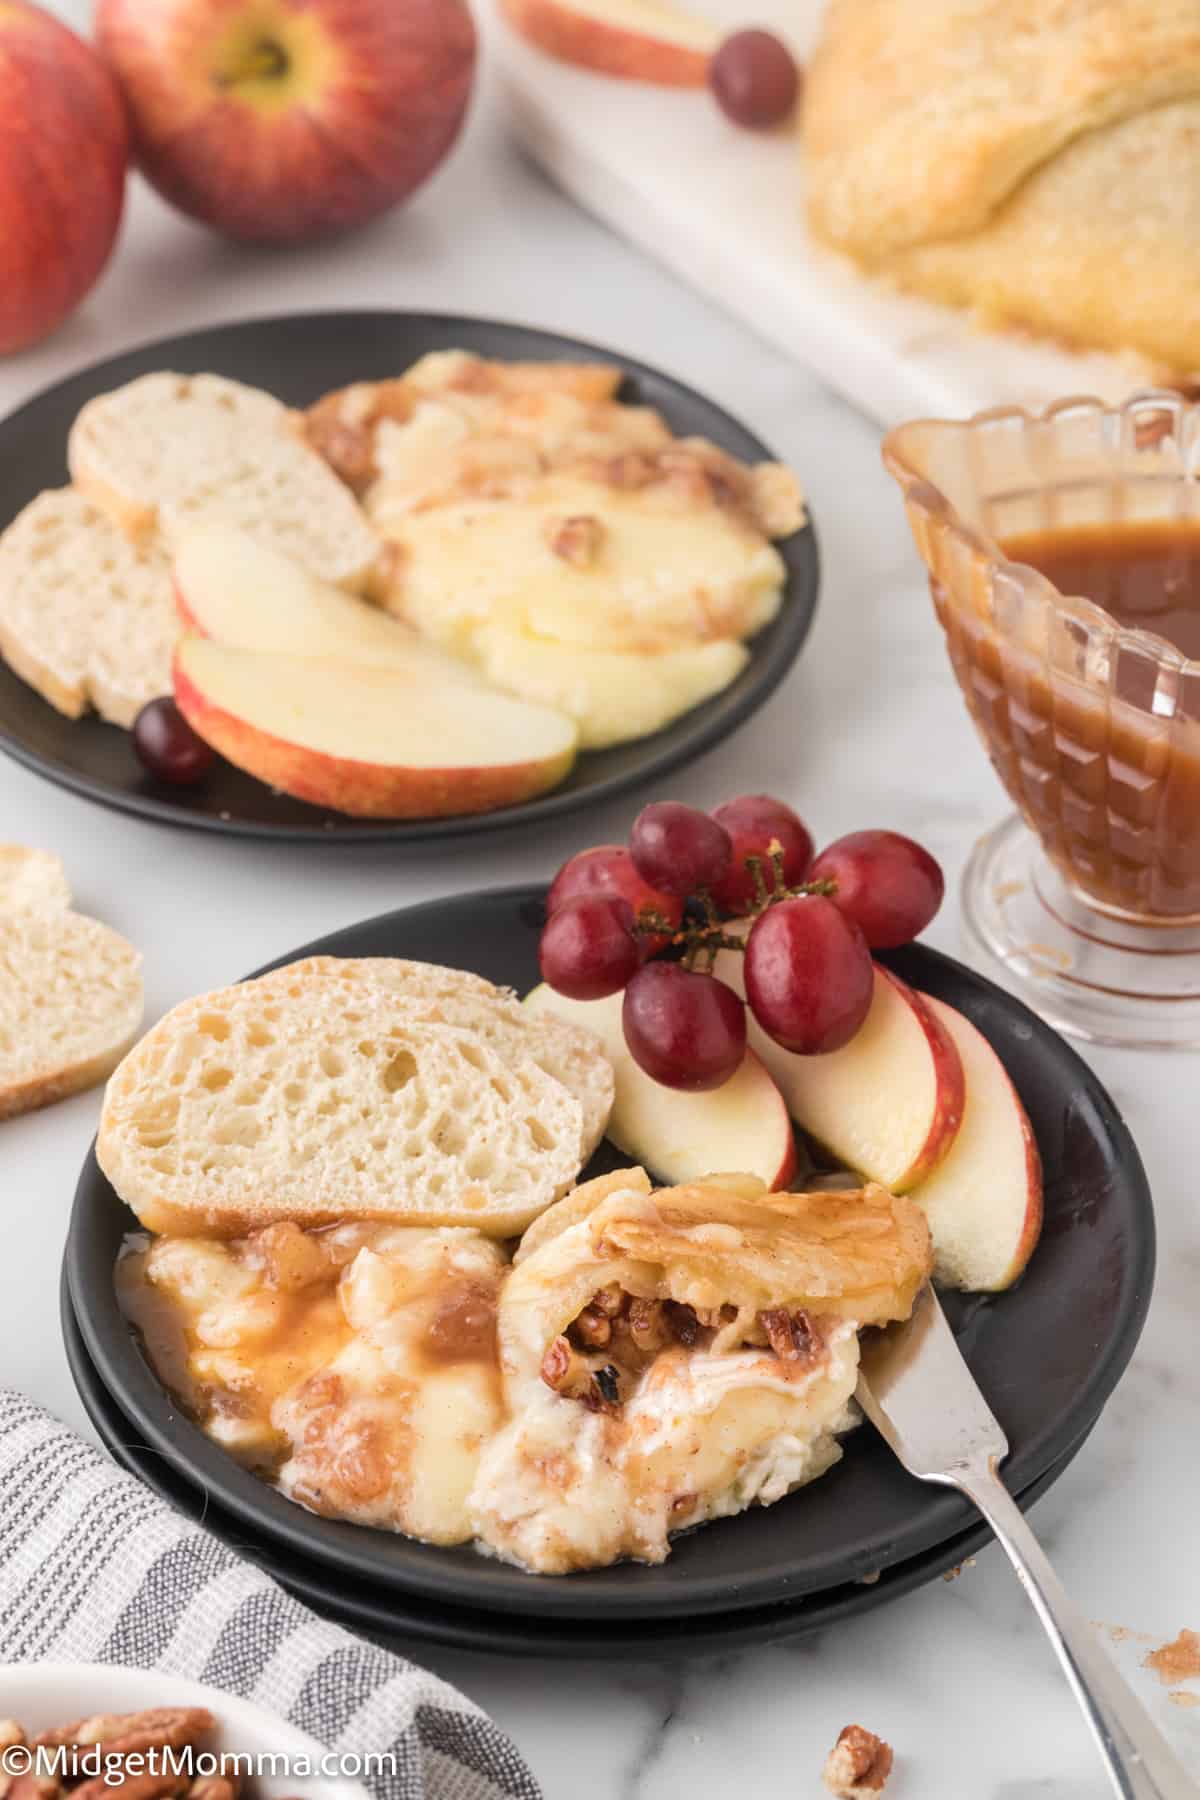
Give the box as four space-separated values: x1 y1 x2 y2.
0 3 128 354
96 0 476 244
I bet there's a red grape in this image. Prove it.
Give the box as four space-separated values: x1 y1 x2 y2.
539 896 640 1001
709 29 800 129
707 794 814 914
810 830 944 949
546 845 682 955
133 697 215 785
622 962 746 1091
629 802 732 897
744 896 873 1054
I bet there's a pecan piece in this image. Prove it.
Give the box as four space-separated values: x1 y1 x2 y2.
33 1711 213 1758
545 513 605 567
663 1300 702 1347
187 1779 239 1800
6 1775 61 1800
627 1297 670 1354
822 1725 893 1798
72 1772 189 1800
759 1307 818 1365
570 1305 612 1349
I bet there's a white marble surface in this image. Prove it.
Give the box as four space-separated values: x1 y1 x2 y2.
4 11 1200 1796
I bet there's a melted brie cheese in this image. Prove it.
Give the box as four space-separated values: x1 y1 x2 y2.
469 1324 860 1574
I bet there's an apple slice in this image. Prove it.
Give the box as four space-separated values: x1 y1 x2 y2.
714 950 965 1192
907 997 1044 1291
173 636 577 818
502 0 717 86
174 526 430 662
525 982 798 1190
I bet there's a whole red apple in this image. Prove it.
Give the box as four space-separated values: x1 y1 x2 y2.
96 0 476 244
0 3 128 355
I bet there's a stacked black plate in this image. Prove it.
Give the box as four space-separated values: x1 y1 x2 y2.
64 887 1156 1659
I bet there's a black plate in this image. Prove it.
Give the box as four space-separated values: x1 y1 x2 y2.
0 311 818 842
63 1269 1097 1660
67 885 1155 1623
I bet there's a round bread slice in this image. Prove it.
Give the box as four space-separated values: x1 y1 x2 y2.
0 846 71 913
0 910 143 1121
258 955 614 1161
98 974 585 1238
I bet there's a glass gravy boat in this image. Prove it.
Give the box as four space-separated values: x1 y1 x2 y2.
884 392 1200 1049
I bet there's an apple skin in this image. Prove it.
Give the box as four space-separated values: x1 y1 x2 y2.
96 0 476 244
0 3 128 354
873 967 965 1191
913 996 1044 1291
502 0 713 85
173 648 575 818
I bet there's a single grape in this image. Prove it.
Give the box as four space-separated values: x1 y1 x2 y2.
622 961 746 1091
629 802 733 897
539 896 641 1001
707 794 814 914
545 844 682 955
133 697 215 785
744 896 873 1054
810 830 945 949
709 29 800 129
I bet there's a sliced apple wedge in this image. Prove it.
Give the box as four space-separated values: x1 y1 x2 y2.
714 951 965 1192
502 0 717 85
174 526 422 661
908 997 1044 1291
174 636 578 818
525 982 798 1190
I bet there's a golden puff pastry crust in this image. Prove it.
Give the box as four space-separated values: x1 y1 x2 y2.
805 0 1200 372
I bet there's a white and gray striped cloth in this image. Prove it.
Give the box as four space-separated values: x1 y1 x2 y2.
0 1391 541 1800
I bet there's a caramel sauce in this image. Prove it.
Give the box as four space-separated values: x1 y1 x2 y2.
1005 521 1200 662
937 520 1200 919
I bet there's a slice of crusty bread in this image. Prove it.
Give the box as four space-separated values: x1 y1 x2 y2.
68 372 381 595
0 846 71 913
98 972 586 1238
0 910 143 1121
261 955 615 1160
0 488 176 727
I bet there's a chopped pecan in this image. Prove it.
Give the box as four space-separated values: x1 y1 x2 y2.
6 1776 61 1800
663 1300 702 1347
589 1284 626 1318
33 1711 213 1758
546 513 604 567
822 1725 893 1798
627 1297 671 1354
759 1307 818 1365
605 450 658 491
570 1305 612 1349
541 1334 574 1392
71 1772 189 1800
186 1779 239 1800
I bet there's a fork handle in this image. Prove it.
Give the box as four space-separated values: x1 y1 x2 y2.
952 1459 1197 1800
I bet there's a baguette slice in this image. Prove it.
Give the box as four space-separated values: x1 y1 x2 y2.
0 847 71 913
1 910 143 1121
0 488 176 727
261 955 614 1159
98 973 586 1237
68 372 381 594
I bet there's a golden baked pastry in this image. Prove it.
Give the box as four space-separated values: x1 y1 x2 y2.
804 1 1200 373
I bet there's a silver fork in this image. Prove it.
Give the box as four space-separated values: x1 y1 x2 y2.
857 1284 1198 1799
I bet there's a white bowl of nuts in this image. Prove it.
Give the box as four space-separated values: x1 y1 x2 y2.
0 1665 370 1800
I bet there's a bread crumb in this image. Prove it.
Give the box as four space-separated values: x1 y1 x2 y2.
942 1557 977 1582
823 1725 893 1797
1145 1630 1200 1687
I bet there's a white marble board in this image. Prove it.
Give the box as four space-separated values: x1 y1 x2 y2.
491 0 1152 427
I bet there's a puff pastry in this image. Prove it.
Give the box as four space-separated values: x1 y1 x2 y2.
804 1 1200 373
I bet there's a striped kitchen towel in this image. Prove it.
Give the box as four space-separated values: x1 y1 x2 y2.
0 1390 541 1800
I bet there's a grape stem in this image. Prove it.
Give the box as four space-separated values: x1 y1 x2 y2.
633 838 838 976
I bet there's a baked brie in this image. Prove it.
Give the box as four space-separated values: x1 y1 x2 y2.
469 1172 932 1574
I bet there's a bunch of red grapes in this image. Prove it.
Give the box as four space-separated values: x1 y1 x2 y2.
540 795 944 1093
